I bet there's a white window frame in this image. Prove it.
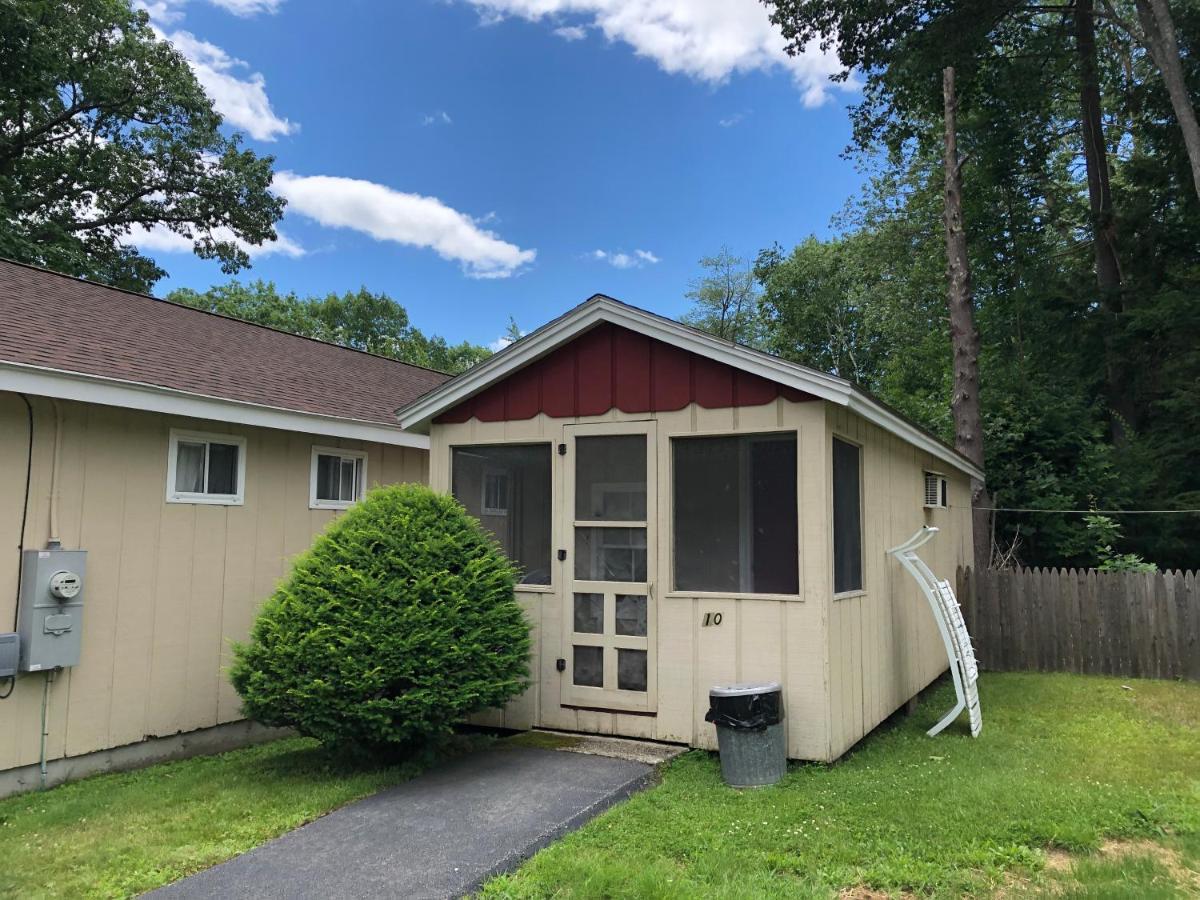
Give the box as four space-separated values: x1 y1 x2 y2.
481 467 510 516
166 428 247 506
310 446 368 510
832 433 865 598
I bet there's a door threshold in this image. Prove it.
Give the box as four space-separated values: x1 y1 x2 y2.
561 703 657 717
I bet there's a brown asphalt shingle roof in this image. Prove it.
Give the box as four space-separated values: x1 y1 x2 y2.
0 259 450 426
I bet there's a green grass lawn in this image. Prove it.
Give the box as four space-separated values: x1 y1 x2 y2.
483 673 1200 899
0 675 1195 899
0 733 488 899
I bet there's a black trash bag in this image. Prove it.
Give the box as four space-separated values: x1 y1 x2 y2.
705 689 782 732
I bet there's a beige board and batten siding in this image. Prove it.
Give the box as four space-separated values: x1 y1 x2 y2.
0 393 427 773
430 397 835 762
824 404 973 760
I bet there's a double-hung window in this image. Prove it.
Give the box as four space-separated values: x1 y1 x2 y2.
167 429 246 505
310 447 367 509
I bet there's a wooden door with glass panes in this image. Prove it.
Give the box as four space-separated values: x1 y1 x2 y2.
561 421 656 712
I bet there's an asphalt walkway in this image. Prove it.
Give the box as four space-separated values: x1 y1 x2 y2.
152 744 657 899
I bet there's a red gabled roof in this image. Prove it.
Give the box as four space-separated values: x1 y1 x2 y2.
0 259 449 426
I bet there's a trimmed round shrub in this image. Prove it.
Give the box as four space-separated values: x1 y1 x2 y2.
230 483 530 752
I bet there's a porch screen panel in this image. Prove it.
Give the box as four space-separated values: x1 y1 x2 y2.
673 433 798 594
452 444 552 585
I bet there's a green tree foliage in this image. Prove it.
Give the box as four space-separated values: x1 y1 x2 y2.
1084 513 1157 572
168 280 492 374
0 0 284 292
680 246 762 344
230 483 531 753
711 0 1200 569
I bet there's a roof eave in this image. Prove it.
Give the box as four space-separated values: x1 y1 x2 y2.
1 360 430 449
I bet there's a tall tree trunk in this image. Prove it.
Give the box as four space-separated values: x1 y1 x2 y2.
942 66 991 573
1135 0 1200 202
1075 0 1134 440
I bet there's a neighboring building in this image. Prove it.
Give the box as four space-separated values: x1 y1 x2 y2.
0 260 444 793
1 263 980 793
399 296 981 763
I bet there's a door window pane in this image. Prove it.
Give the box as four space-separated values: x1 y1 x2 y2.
453 445 552 585
673 434 798 594
175 441 206 493
617 649 647 692
575 435 646 521
833 437 863 593
206 443 239 495
573 593 603 634
614 594 647 636
573 645 603 687
575 527 646 582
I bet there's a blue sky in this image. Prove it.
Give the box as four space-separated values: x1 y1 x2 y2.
137 0 864 349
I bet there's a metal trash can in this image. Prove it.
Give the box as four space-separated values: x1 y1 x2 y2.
705 681 786 787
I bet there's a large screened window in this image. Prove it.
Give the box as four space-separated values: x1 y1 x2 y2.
832 437 863 594
452 444 552 585
673 433 798 595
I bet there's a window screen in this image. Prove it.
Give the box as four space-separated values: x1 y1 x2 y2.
833 437 863 593
453 444 552 585
673 433 798 594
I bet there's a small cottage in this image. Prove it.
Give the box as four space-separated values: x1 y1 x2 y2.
399 295 981 762
0 260 440 794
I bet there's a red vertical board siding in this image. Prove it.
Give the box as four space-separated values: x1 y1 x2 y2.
504 363 542 420
733 369 779 408
692 354 734 408
574 324 613 416
540 346 577 418
650 341 692 411
433 323 817 424
613 327 652 412
472 383 506 421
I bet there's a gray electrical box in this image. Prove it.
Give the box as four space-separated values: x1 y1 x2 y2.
17 548 87 671
0 633 18 678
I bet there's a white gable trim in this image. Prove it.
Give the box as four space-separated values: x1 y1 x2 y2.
397 297 983 481
1 360 429 449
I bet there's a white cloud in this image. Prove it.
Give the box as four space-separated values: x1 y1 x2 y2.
553 25 587 41
719 111 748 127
207 0 284 15
489 335 516 351
421 111 454 126
126 223 305 258
135 0 283 22
593 248 659 269
464 1 848 106
135 0 187 24
274 172 536 279
161 30 296 141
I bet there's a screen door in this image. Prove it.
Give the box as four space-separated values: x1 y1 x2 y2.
561 421 657 712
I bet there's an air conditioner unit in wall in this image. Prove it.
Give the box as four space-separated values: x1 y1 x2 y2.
924 472 949 509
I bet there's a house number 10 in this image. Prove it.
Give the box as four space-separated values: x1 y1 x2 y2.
702 612 724 627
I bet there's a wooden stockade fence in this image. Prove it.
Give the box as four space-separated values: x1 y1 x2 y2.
956 567 1200 681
